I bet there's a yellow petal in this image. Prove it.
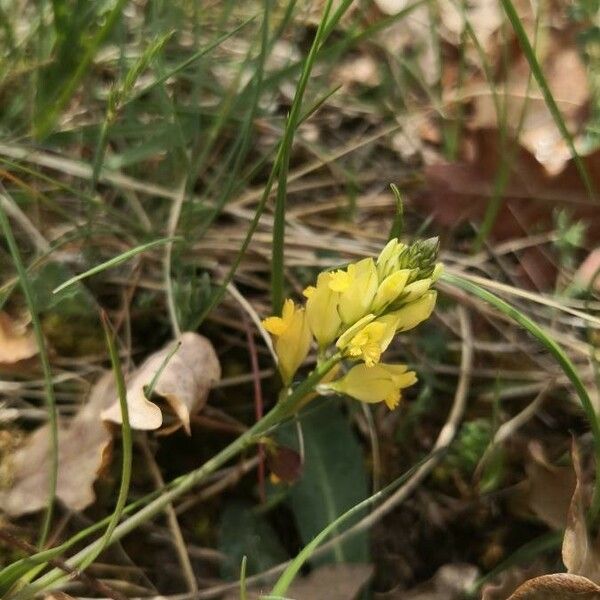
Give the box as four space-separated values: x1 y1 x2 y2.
262 316 286 336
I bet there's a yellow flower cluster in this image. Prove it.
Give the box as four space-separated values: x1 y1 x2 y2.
262 237 442 407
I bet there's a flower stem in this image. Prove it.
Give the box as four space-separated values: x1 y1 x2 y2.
25 355 341 597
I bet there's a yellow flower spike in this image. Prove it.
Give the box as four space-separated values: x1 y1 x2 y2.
376 238 406 279
262 299 312 385
337 315 397 367
324 363 417 409
335 258 379 325
371 269 411 313
391 290 437 333
303 272 342 349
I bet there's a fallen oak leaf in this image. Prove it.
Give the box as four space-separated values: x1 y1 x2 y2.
101 332 221 434
506 573 600 599
0 311 38 364
0 372 114 515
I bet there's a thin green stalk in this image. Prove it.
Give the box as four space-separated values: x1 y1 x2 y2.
271 0 337 313
52 236 179 294
0 194 58 550
270 446 446 596
26 356 341 596
442 272 600 520
500 0 596 201
77 314 133 570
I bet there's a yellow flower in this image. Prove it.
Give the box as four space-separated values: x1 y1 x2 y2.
336 314 397 367
401 278 432 302
390 291 437 333
371 269 411 313
329 258 378 325
376 238 406 279
303 272 342 349
325 363 417 410
263 299 312 384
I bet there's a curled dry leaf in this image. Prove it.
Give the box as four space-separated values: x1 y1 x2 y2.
0 372 114 516
0 311 38 364
506 573 600 599
101 332 220 434
562 442 600 583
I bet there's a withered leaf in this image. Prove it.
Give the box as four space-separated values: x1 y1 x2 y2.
224 563 373 600
0 372 114 515
507 574 600 599
525 442 576 530
0 312 38 364
562 443 600 583
101 332 220 434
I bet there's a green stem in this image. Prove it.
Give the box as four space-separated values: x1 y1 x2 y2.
0 199 58 550
26 355 341 596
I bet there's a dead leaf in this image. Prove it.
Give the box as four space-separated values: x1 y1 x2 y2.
0 311 38 364
381 563 479 599
224 563 373 600
101 332 221 434
0 372 114 515
481 564 547 600
470 31 589 175
574 249 600 292
562 442 600 583
525 441 576 530
267 444 303 484
506 574 600 599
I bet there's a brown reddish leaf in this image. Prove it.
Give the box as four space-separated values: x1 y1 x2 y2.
0 312 38 364
224 563 373 600
562 443 600 583
506 574 600 599
0 372 114 515
470 31 589 175
524 442 576 530
101 332 220 434
267 444 303 484
421 128 600 289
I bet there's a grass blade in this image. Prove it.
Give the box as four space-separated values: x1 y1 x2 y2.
442 271 600 520
500 0 596 201
52 236 179 294
0 190 58 549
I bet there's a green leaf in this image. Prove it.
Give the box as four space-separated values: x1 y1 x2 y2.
279 401 369 564
218 500 288 581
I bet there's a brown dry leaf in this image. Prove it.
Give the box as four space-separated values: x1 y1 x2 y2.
470 31 589 175
574 249 600 292
0 372 114 516
525 441 576 530
224 564 373 600
0 311 38 364
506 574 600 599
44 594 77 600
101 332 220 434
562 443 600 583
381 563 479 599
482 564 546 600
